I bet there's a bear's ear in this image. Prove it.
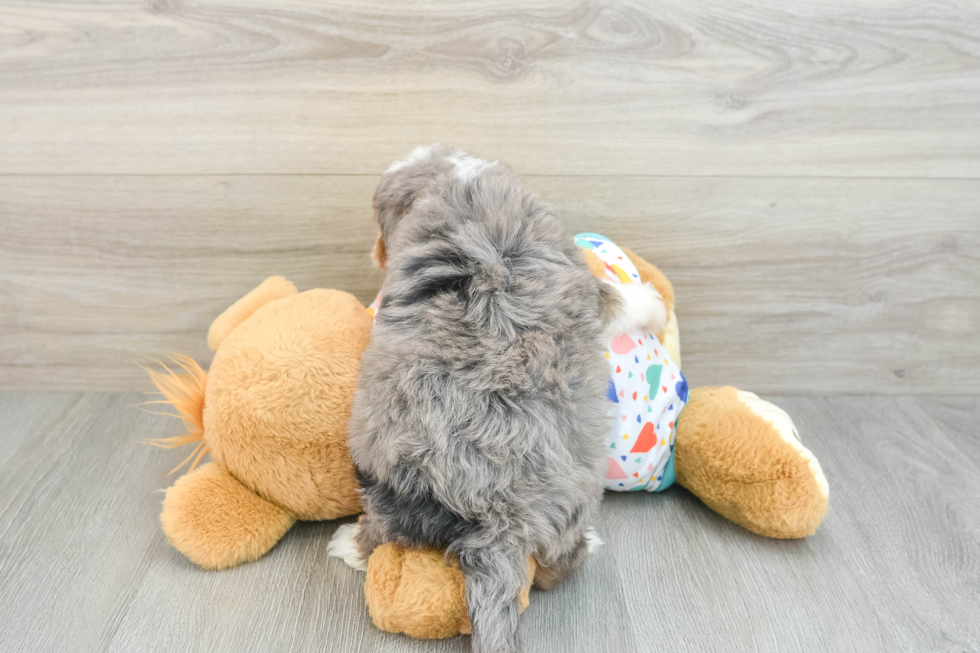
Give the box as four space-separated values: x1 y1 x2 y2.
207 276 298 351
619 247 674 316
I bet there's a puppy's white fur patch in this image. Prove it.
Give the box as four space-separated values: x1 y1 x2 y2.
585 528 604 552
327 523 368 572
385 145 497 183
603 281 668 339
449 153 497 182
385 145 439 174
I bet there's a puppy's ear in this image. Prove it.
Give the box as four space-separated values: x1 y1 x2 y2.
372 232 387 269
373 145 452 238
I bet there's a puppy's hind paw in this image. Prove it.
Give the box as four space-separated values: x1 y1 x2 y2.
585 528 604 553
603 281 668 338
327 523 368 572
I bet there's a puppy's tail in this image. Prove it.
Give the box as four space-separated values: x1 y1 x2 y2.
458 538 528 653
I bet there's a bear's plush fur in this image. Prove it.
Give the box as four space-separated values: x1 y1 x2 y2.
147 249 827 638
148 277 370 570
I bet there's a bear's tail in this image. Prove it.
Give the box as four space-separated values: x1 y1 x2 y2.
141 355 210 475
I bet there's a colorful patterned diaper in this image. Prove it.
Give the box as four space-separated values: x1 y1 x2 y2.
574 233 688 492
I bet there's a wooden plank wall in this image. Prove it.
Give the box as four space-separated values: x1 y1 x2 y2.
0 0 978 393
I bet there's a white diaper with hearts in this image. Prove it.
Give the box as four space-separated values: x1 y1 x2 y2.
574 233 688 492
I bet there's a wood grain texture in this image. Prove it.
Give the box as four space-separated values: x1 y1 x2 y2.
1 175 977 393
0 392 978 652
1 0 979 176
601 394 980 652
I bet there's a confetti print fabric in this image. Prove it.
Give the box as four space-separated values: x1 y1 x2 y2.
575 233 688 492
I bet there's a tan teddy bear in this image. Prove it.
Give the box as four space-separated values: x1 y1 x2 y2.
147 246 827 639
147 276 370 570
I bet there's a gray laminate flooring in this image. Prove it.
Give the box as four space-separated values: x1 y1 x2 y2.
0 393 977 652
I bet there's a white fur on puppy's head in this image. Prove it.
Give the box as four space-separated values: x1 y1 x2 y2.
385 145 441 174
602 281 667 339
447 152 497 182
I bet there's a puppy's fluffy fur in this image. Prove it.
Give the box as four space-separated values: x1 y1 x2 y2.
347 146 664 653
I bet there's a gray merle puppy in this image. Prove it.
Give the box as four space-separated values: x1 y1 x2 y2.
330 146 666 653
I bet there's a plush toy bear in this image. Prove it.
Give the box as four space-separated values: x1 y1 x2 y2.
147 240 827 634
575 233 828 516
146 277 371 570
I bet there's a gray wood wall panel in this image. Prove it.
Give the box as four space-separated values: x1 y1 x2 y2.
2 0 978 392
1 176 977 393
1 1 979 177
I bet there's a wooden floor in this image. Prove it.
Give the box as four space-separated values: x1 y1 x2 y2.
0 391 977 652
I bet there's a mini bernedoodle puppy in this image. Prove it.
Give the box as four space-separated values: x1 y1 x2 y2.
331 146 666 653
